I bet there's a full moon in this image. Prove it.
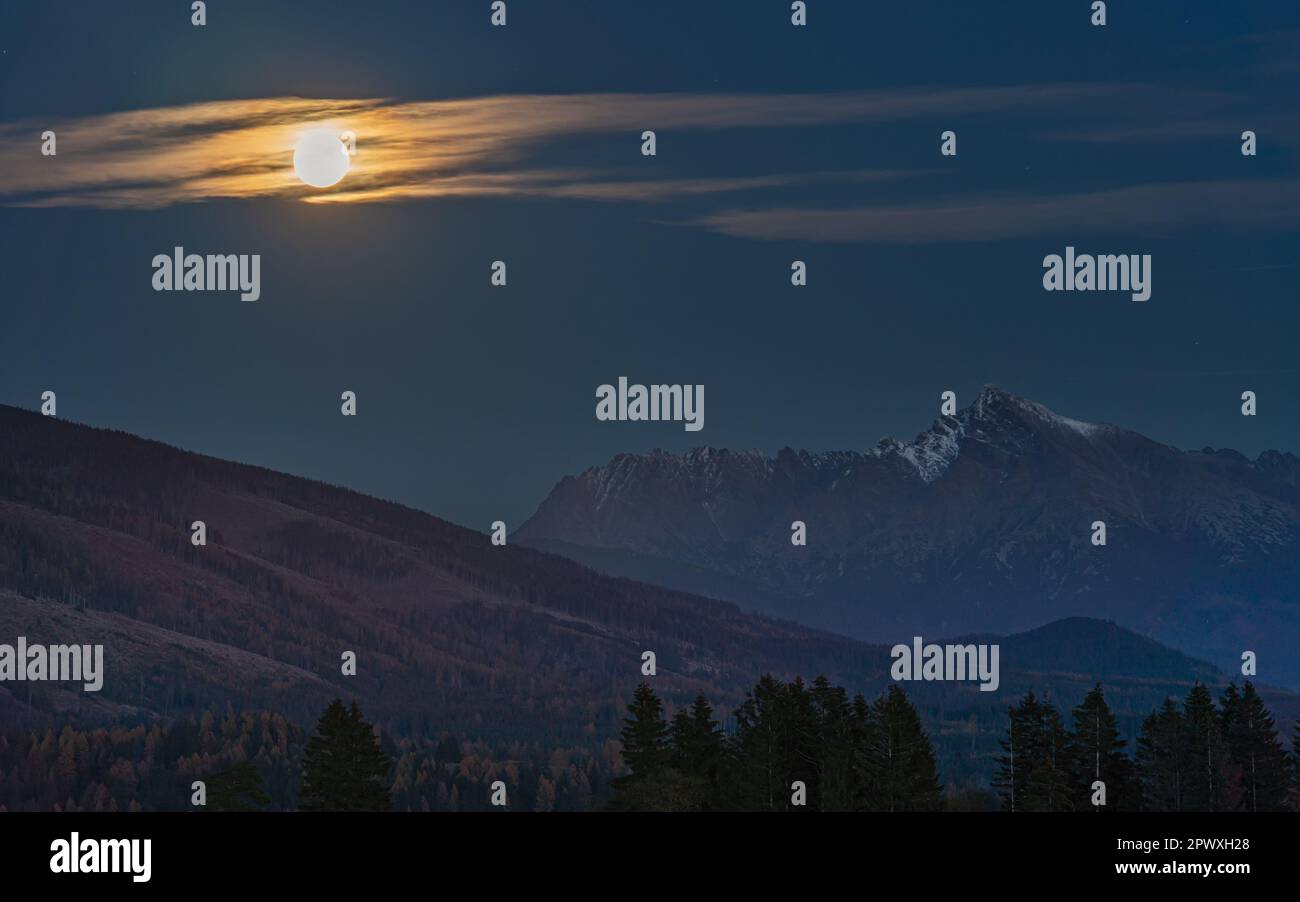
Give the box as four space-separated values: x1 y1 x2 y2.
293 128 350 188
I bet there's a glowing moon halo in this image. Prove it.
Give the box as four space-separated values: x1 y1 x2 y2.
293 128 350 188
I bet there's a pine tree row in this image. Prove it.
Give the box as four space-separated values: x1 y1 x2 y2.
611 675 943 811
995 681 1295 812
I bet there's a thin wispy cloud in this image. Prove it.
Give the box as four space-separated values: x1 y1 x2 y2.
0 84 1230 210
693 179 1300 243
1050 111 1300 145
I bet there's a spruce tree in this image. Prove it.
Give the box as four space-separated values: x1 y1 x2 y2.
669 694 726 809
1066 683 1138 811
995 690 1071 811
863 684 943 811
1182 683 1235 811
1024 695 1073 811
729 675 817 811
1221 682 1290 811
299 699 392 811
730 675 778 810
620 682 670 774
610 682 670 806
1137 698 1186 811
810 676 857 811
783 677 820 809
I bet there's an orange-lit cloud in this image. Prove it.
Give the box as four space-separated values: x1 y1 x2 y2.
0 84 1221 210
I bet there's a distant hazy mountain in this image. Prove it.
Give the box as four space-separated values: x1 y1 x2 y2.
518 386 1300 688
1 403 1294 789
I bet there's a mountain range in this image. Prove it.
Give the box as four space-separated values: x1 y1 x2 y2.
0 400 1295 790
518 385 1300 688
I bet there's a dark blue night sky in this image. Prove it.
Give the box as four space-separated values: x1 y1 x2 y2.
2 1 1298 528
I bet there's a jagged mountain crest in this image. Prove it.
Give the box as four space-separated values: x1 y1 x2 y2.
567 386 1129 497
517 387 1300 688
863 384 1107 483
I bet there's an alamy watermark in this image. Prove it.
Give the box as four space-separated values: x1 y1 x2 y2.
0 637 103 692
1042 246 1151 302
50 833 151 883
152 246 261 301
891 636 1000 692
596 377 704 432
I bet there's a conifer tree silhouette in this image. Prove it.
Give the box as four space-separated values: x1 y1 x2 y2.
616 682 670 781
610 682 700 810
669 694 727 809
205 760 271 812
1137 697 1187 811
810 676 857 811
612 675 945 811
1220 682 1290 811
1065 683 1139 811
995 690 1071 811
1181 683 1235 811
862 684 943 812
299 699 392 811
730 675 818 811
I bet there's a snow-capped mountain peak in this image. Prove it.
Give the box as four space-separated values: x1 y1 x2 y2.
866 386 1108 483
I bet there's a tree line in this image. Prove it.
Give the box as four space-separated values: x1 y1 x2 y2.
610 675 943 811
5 681 1297 812
613 675 1300 812
296 681 1300 812
995 681 1296 812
